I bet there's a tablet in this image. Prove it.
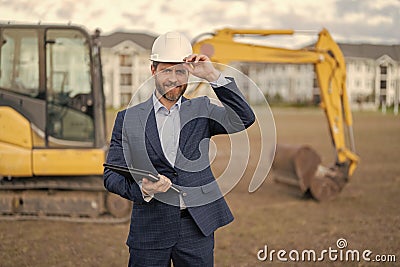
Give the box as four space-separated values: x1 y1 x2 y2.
103 163 180 193
103 163 159 182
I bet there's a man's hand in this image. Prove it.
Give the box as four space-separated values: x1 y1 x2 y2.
183 54 221 82
142 174 172 196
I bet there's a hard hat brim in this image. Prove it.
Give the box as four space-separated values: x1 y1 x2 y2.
150 55 189 63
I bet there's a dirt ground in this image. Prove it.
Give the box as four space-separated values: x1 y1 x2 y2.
0 107 399 267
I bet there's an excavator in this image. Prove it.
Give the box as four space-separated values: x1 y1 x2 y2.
192 28 360 201
0 23 131 222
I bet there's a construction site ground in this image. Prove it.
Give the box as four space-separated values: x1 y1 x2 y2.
0 107 399 267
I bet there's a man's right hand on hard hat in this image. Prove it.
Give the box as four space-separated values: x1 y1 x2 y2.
183 54 221 82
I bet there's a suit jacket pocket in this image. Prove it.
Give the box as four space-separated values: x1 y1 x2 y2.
201 182 218 194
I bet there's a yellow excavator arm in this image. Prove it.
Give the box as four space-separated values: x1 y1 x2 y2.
193 28 359 197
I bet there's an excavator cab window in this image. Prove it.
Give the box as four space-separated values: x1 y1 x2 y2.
0 29 39 97
45 29 95 147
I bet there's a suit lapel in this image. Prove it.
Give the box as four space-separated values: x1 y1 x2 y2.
138 95 199 168
138 97 172 168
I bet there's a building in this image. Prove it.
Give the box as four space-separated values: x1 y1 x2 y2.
339 43 400 111
227 44 400 110
100 32 156 109
99 31 316 108
228 62 315 105
99 31 399 111
245 43 400 109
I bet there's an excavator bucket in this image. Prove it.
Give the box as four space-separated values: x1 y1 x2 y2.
272 144 348 201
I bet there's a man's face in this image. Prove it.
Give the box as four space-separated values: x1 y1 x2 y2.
152 62 189 102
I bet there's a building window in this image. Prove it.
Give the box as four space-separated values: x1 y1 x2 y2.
380 66 387 75
120 73 132 86
380 80 387 89
313 77 318 88
120 54 132 67
0 29 39 96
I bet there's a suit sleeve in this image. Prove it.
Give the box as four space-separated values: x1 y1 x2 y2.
208 77 255 135
103 111 143 202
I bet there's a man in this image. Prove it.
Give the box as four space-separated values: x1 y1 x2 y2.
104 31 255 266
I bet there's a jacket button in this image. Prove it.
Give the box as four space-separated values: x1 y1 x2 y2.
173 172 178 176
182 192 187 197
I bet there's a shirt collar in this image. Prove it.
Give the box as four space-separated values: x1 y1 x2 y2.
152 92 182 113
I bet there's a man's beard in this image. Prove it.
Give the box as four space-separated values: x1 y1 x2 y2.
155 79 187 102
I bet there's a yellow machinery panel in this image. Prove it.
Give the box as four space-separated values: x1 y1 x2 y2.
0 107 105 176
0 107 33 177
33 148 105 176
0 142 32 177
0 106 32 149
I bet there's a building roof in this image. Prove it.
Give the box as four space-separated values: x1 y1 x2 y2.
338 43 400 61
100 32 157 50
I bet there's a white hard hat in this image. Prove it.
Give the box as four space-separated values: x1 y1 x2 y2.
150 31 193 63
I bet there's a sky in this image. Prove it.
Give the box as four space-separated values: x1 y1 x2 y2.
0 0 399 47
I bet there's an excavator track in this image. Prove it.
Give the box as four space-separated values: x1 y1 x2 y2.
0 176 132 223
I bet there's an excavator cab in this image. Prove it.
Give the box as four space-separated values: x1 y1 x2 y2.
0 24 129 221
0 24 106 176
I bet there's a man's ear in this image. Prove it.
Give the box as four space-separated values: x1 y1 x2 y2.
151 65 156 75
